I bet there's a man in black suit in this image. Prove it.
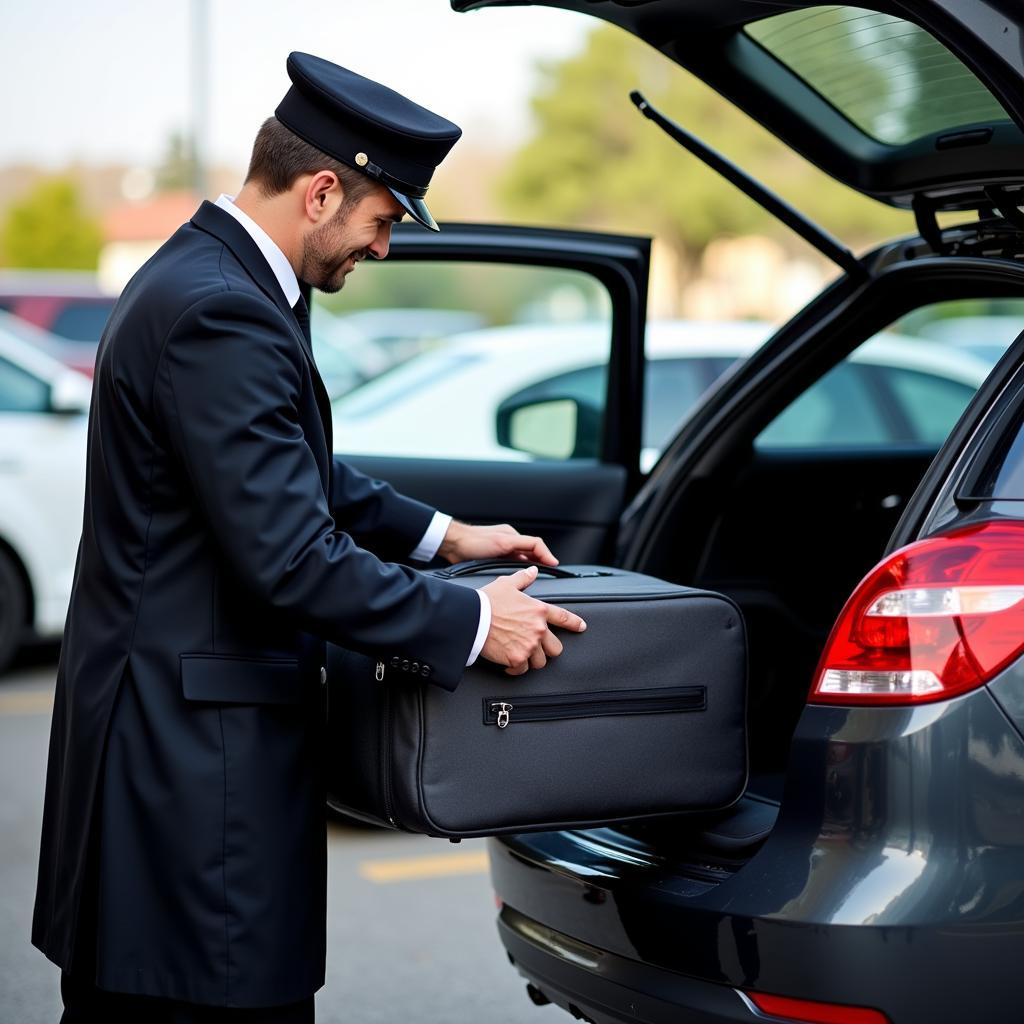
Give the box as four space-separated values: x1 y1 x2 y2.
34 53 586 1022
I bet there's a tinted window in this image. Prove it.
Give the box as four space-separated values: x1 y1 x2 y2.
883 369 977 445
758 362 888 447
746 6 1009 145
757 300 1024 452
0 357 49 412
50 302 114 343
643 357 735 452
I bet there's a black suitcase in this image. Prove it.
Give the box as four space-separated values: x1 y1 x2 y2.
325 560 748 837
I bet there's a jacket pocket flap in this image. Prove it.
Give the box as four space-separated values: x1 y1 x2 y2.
180 654 301 705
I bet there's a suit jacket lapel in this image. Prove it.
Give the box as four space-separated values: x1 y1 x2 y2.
190 201 335 484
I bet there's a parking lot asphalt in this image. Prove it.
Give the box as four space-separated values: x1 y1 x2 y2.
0 652 554 1024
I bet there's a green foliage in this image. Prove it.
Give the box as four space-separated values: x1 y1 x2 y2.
500 24 912 263
0 177 103 270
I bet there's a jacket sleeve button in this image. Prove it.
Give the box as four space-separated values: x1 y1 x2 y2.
410 661 419 674
391 655 400 668
320 666 327 686
421 665 430 678
401 659 410 672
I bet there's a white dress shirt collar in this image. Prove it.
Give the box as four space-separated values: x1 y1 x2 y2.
214 194 301 307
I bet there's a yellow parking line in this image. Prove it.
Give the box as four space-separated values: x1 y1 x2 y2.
0 691 54 716
359 850 489 883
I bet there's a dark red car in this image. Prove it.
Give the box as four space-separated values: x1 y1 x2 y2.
0 271 116 376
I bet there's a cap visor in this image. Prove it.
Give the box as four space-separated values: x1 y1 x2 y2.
389 188 439 232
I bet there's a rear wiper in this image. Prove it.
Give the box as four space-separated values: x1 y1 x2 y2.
630 90 866 279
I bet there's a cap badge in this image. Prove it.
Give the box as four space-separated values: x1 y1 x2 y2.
355 152 369 167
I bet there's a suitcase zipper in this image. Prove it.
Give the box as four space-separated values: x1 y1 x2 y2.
485 685 705 728
377 661 397 827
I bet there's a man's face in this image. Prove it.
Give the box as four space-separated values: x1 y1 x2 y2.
300 182 406 293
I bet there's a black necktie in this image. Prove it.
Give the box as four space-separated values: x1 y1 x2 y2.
292 295 312 345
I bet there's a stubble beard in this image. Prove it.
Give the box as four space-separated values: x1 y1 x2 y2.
301 203 360 294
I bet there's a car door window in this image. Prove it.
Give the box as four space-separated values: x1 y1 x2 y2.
0 356 49 413
324 261 612 462
756 300 1024 451
881 368 979 446
643 357 736 454
49 302 115 344
758 362 887 447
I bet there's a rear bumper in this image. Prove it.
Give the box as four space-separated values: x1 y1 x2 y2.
488 691 1024 1024
498 904 765 1024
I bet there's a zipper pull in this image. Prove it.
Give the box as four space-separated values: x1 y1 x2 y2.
493 701 513 729
375 661 385 682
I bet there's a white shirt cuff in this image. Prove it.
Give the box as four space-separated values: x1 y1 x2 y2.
467 589 491 666
409 511 452 563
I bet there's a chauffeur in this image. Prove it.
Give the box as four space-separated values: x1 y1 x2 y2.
33 52 586 1023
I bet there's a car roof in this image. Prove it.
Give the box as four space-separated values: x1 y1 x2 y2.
453 1 1024 213
0 270 115 299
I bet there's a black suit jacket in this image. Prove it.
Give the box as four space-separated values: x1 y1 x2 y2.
32 201 480 1007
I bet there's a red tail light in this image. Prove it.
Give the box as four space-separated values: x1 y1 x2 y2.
745 990 890 1023
810 520 1024 706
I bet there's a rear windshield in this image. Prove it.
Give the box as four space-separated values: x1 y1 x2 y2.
745 5 1010 145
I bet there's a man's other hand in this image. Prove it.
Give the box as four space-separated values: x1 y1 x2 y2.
480 566 586 676
439 520 557 567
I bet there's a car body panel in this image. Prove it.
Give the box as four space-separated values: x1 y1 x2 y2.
0 321 89 642
490 682 1024 1022
343 455 629 565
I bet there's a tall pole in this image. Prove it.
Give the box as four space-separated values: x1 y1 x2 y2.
190 0 209 200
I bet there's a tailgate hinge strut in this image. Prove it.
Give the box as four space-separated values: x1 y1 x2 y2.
630 90 866 280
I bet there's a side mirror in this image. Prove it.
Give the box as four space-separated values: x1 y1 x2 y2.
49 373 91 415
496 395 601 460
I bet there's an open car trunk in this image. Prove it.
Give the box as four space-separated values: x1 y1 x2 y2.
609 441 940 869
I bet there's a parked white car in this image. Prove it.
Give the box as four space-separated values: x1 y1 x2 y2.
0 312 91 673
331 319 996 469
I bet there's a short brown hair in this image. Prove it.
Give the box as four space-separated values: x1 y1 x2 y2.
244 116 377 204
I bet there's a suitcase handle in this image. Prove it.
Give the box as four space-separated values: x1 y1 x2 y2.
437 559 610 580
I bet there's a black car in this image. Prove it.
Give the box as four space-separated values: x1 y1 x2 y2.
324 1 1024 1020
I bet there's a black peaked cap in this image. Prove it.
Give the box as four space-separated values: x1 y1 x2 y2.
275 52 462 231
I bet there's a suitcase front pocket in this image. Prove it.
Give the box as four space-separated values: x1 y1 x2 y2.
484 685 706 729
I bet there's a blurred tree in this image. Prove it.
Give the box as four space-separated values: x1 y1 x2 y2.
0 176 102 269
500 24 910 284
155 130 198 192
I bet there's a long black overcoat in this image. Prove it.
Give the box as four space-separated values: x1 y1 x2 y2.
32 200 480 1007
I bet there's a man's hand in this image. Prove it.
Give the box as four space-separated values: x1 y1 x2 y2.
439 520 557 567
480 566 586 676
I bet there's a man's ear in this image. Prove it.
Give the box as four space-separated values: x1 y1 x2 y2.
304 171 340 223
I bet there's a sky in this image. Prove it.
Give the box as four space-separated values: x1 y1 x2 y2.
0 0 592 171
